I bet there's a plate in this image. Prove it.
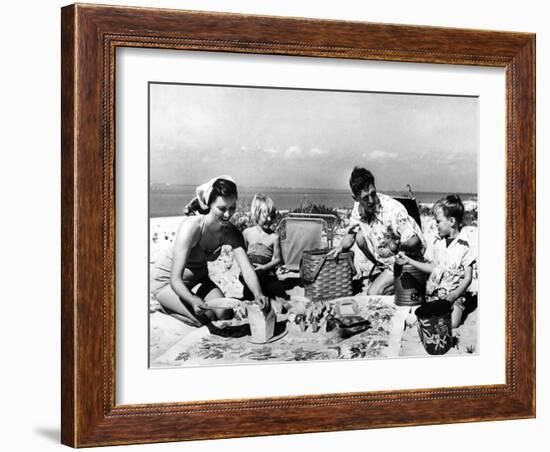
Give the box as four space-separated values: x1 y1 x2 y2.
203 297 241 310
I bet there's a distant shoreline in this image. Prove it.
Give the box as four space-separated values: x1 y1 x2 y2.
149 186 477 218
150 182 477 196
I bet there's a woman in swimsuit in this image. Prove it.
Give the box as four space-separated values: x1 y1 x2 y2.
150 177 269 327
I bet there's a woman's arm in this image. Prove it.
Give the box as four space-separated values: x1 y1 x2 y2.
169 220 205 311
233 247 269 309
445 265 473 302
254 234 282 272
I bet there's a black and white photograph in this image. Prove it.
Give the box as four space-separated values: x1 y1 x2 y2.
3 0 543 450
148 82 479 367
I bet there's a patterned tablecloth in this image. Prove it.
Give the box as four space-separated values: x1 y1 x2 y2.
152 296 416 368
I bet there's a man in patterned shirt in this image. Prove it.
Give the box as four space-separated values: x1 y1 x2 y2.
330 167 425 295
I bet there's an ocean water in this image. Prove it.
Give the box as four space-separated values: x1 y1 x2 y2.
149 184 477 218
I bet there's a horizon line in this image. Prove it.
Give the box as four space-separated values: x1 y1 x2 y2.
150 182 477 195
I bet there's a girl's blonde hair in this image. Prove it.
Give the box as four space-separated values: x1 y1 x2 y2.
250 193 277 223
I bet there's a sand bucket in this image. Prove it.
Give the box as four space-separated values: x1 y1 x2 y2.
394 262 427 306
247 304 276 343
415 300 453 355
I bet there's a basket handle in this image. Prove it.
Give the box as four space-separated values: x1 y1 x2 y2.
300 253 329 284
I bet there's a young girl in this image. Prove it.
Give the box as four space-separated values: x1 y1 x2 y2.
240 194 285 300
397 194 476 328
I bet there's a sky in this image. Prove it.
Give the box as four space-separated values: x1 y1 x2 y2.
149 83 478 193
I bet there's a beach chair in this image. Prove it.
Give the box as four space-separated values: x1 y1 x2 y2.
393 196 422 229
277 213 337 272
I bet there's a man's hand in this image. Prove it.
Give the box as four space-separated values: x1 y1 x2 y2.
327 246 343 259
398 234 422 255
388 238 401 254
328 226 358 260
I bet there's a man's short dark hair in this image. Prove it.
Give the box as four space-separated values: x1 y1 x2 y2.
349 167 376 196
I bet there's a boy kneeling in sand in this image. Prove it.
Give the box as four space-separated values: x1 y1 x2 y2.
397 194 476 328
240 194 286 300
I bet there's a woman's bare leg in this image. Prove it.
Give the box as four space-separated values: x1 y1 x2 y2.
155 285 202 327
197 279 233 320
200 286 224 302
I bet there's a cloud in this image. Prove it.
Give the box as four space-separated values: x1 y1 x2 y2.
264 148 280 156
309 147 329 156
284 145 302 158
370 149 398 160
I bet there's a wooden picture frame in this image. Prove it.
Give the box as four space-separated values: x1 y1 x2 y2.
61 3 535 447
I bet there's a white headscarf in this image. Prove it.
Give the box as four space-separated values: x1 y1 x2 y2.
195 175 236 210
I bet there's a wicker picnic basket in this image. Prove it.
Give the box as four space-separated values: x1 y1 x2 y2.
300 248 355 301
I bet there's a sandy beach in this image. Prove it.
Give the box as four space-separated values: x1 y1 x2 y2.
149 202 478 367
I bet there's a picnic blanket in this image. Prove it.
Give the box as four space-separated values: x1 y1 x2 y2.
152 296 408 367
